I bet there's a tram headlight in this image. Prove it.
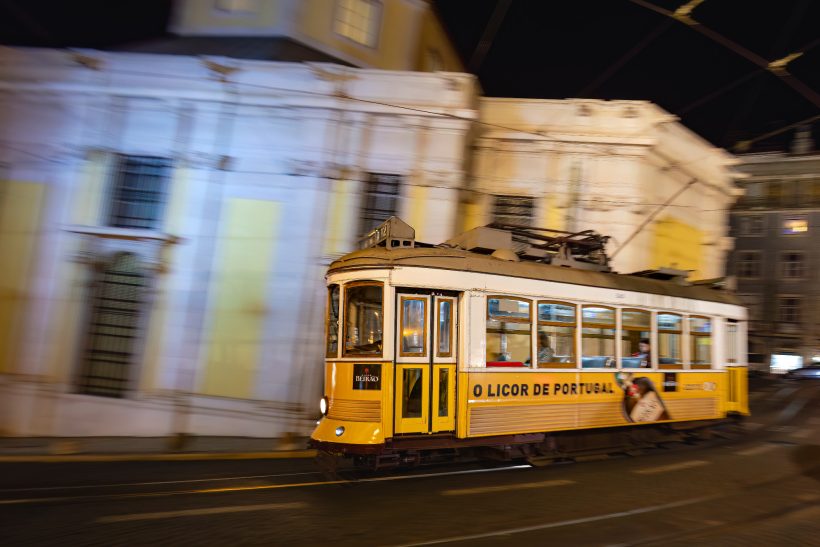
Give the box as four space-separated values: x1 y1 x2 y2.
335 426 345 437
319 396 328 416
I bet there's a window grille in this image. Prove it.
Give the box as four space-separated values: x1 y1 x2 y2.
492 195 535 227
359 172 401 237
782 252 805 279
77 253 146 397
108 155 172 230
778 296 801 324
334 0 382 47
736 251 761 278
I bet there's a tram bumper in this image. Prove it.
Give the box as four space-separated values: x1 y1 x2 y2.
310 417 385 455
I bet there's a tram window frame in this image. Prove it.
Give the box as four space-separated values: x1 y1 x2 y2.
343 281 384 357
486 296 532 368
657 312 683 369
689 315 712 369
536 301 576 369
325 284 340 358
581 305 616 368
436 297 455 358
399 295 428 358
620 308 651 369
726 320 738 364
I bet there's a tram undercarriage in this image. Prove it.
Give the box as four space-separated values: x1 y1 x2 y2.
313 415 745 473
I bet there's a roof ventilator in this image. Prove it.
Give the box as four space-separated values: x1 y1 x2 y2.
360 217 415 250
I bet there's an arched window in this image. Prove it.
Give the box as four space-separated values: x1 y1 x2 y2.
78 253 147 397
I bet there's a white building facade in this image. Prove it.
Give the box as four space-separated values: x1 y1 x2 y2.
0 47 741 439
0 47 476 438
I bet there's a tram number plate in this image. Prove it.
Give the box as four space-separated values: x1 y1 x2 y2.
353 364 382 390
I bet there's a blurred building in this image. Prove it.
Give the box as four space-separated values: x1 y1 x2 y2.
464 99 740 279
0 47 476 437
121 0 464 72
729 127 820 372
0 5 743 438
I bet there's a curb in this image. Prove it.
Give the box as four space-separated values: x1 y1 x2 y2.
0 449 317 463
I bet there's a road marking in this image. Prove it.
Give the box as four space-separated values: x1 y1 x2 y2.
735 444 780 456
632 460 709 475
96 502 306 523
0 471 322 493
0 450 317 463
391 494 719 546
744 421 765 431
442 479 574 496
0 464 531 505
774 386 799 400
779 397 811 422
790 427 814 439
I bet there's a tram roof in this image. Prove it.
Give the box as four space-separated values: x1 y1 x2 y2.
328 247 741 306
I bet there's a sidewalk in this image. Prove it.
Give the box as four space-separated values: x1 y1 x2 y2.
0 435 315 462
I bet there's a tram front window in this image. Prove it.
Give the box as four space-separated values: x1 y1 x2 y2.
326 284 340 357
344 283 383 356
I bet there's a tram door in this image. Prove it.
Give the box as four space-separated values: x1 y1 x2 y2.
394 291 457 435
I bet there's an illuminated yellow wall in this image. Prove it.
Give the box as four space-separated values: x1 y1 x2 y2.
139 167 189 391
0 181 45 373
200 198 281 399
460 198 484 232
173 0 284 31
652 216 703 279
324 179 358 256
297 0 418 70
414 9 465 72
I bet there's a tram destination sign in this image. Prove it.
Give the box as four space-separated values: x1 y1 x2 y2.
353 364 382 390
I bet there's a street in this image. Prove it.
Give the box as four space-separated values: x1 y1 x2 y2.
2 379 818 546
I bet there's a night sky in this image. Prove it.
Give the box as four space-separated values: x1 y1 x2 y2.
1 0 817 152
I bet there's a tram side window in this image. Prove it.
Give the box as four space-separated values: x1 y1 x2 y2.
486 297 531 367
621 309 650 368
344 283 383 356
690 316 712 369
326 284 340 358
726 320 738 364
582 306 615 368
537 302 576 368
657 313 682 368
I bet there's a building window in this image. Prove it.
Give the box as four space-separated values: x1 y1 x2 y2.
334 0 382 47
738 215 764 236
782 252 805 279
782 215 808 235
108 155 172 230
359 173 401 237
214 0 257 13
736 251 761 279
492 195 535 227
778 296 801 324
77 253 147 398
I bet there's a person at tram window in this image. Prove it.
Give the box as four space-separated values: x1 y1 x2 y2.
538 332 555 363
632 338 651 368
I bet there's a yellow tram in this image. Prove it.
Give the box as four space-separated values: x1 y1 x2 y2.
310 218 749 467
